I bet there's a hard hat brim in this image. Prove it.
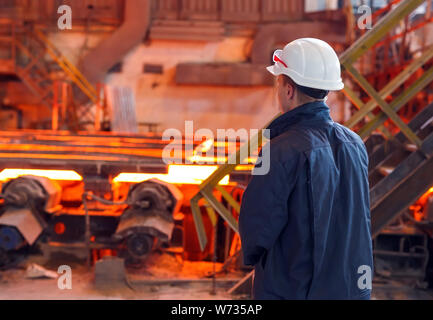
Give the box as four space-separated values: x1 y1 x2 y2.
266 65 281 76
266 65 344 91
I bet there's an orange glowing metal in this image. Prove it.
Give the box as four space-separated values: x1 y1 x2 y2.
213 141 238 148
189 139 216 163
188 139 258 164
189 155 228 163
235 165 254 171
188 155 258 164
420 186 433 200
196 139 214 153
0 169 83 181
113 165 230 185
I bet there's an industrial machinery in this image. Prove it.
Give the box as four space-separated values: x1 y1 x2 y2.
0 175 60 267
0 130 251 269
0 172 184 268
113 179 183 264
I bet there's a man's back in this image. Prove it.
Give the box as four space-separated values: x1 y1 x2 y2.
239 101 373 299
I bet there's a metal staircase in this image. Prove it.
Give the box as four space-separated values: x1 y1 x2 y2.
0 20 98 129
0 18 16 74
368 102 433 237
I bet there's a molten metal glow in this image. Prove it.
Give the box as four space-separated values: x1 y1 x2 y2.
0 169 83 181
113 165 230 185
196 139 214 153
235 165 254 171
187 138 258 164
420 186 433 201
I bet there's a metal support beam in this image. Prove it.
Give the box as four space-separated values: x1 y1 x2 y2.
190 194 207 250
358 64 433 138
344 44 433 129
342 86 393 139
344 62 422 147
191 120 272 251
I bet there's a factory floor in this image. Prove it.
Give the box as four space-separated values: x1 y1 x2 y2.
0 267 238 300
0 247 432 300
0 246 247 300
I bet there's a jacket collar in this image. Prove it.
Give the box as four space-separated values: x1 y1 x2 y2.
266 101 333 139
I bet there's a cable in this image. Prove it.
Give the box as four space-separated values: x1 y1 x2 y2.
81 192 129 268
83 192 128 206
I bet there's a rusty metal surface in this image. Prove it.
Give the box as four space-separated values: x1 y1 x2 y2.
221 0 261 22
251 21 347 65
152 0 179 20
176 62 274 86
180 0 219 21
0 0 125 25
152 0 305 23
150 19 225 41
261 0 304 22
0 0 309 26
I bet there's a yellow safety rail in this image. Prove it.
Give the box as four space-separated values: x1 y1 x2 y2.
33 29 98 104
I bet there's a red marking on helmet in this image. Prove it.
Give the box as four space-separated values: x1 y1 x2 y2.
273 55 288 68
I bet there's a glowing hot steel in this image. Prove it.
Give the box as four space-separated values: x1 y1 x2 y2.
0 169 83 181
113 165 230 185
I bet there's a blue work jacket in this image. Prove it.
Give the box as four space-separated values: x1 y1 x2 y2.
239 101 373 300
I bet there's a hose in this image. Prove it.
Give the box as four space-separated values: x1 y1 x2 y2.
81 192 129 268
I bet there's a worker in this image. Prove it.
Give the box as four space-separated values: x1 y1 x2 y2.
239 38 373 300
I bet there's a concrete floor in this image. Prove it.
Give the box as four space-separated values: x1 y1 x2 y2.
0 247 247 300
0 268 239 300
2 268 433 300
1 248 432 300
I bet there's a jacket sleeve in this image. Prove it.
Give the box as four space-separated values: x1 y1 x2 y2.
239 154 298 266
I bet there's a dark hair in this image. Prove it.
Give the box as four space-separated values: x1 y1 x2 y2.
282 75 329 99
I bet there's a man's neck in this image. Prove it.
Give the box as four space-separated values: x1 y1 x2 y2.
287 98 325 112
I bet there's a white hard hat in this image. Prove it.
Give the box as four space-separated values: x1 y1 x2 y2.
267 38 344 91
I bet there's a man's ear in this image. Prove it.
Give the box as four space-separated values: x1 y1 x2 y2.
287 82 295 100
